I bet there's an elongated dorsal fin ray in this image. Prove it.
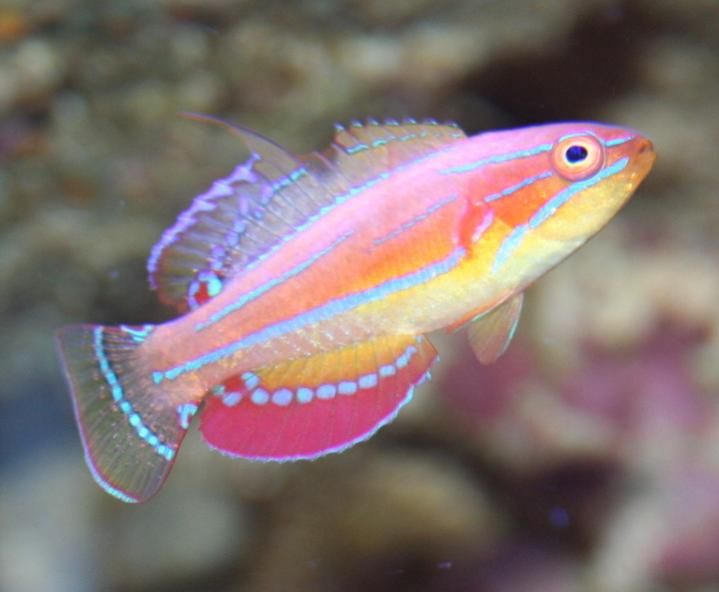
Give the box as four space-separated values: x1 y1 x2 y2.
148 116 466 312
199 334 437 460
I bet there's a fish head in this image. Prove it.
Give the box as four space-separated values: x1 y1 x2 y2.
523 122 655 243
459 122 655 283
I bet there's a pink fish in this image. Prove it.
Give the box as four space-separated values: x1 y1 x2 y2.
56 116 655 502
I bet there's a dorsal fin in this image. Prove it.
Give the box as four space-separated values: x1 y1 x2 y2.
147 115 338 311
147 115 466 312
319 118 466 187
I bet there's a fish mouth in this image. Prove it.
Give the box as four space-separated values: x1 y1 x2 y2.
628 136 656 182
636 136 655 160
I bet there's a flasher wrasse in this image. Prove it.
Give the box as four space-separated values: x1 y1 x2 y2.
56 117 655 503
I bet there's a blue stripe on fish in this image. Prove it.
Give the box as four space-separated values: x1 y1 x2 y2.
492 225 529 273
186 128 463 306
177 133 462 313
492 156 631 272
120 324 154 343
156 247 466 383
485 171 553 203
441 143 554 176
342 128 464 156
195 232 353 332
84 452 137 503
270 165 308 193
528 157 629 229
558 132 635 148
604 136 635 147
233 170 393 277
441 135 632 178
373 194 458 246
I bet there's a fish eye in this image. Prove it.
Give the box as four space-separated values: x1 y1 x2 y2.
551 134 605 181
565 145 588 163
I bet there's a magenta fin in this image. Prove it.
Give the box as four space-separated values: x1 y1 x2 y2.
199 335 438 461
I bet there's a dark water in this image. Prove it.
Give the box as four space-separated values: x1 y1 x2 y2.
2 1 718 590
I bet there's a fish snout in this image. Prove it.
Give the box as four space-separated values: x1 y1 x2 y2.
629 135 656 180
636 136 655 158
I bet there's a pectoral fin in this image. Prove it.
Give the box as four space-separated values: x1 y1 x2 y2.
466 294 524 364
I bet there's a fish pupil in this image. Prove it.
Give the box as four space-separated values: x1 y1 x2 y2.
565 145 588 163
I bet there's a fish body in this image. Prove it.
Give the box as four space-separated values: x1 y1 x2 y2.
56 118 655 502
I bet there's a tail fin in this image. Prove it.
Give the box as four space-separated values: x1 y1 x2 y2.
55 324 197 503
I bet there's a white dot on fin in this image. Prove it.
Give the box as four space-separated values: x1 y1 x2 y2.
272 389 293 406
396 352 411 369
379 365 396 378
316 384 336 399
177 403 199 428
358 374 378 389
242 372 260 390
222 392 241 407
251 388 269 405
297 387 313 404
206 273 223 297
338 381 357 395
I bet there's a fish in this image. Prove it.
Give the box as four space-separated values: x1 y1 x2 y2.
55 116 655 503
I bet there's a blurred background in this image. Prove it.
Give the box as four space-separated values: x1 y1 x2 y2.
1 0 718 591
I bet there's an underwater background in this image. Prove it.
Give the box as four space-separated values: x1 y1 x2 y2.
1 0 718 590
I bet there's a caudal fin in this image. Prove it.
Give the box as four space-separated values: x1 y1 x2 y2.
55 324 197 503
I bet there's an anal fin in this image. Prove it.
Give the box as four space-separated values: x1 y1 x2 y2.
199 334 437 460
